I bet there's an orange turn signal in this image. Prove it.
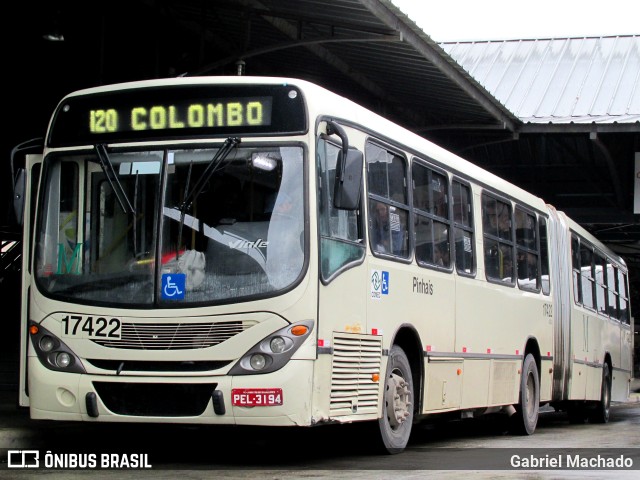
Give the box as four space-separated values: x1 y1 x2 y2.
290 325 308 336
372 373 380 382
29 325 39 335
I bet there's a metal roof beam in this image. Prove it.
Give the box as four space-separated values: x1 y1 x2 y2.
519 123 640 134
228 0 429 125
361 0 520 132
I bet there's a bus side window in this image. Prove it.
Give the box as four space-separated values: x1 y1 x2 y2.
618 270 629 324
606 262 618 319
594 253 607 316
452 181 474 275
317 138 364 281
571 235 582 304
366 142 410 258
580 243 595 310
413 161 450 268
539 217 550 295
515 207 539 292
482 194 514 283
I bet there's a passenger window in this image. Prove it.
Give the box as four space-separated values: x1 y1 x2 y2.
366 142 409 258
413 162 450 268
571 235 581 304
618 270 630 324
515 208 539 292
606 262 618 319
482 194 514 283
452 181 474 275
539 217 550 295
594 253 607 316
580 244 595 310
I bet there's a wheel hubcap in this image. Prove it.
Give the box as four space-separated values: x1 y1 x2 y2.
385 371 412 429
525 373 535 420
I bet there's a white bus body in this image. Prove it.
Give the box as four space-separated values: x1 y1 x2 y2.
18 76 632 453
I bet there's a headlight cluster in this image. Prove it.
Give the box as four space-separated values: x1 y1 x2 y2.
29 321 86 374
229 320 313 375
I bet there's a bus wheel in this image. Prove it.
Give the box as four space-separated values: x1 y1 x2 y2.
590 364 611 424
377 345 414 454
510 353 539 435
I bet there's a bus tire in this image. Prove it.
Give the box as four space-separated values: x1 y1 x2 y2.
377 345 414 454
510 353 539 435
590 364 611 424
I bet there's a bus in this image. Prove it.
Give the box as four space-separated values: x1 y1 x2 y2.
14 76 633 454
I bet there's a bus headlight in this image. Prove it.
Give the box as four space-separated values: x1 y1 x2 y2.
39 335 56 352
29 321 86 374
269 336 287 354
55 352 72 368
229 320 314 375
249 353 267 370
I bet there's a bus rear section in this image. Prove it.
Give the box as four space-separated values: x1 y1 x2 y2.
547 207 633 421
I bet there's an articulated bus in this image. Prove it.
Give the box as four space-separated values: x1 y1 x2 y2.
15 76 633 454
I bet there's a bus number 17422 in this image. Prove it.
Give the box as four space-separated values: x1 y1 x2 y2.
61 315 122 339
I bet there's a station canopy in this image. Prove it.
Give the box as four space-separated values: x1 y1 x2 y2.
10 0 640 267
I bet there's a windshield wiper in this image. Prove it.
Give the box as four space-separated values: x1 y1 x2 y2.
178 137 240 212
175 137 240 259
95 144 135 215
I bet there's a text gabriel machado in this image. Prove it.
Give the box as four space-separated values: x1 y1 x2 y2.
511 454 633 469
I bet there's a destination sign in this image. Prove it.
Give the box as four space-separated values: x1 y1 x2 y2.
47 84 306 147
89 97 272 134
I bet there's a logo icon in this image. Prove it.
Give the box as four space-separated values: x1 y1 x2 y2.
371 270 381 291
8 450 40 468
370 270 389 300
162 273 185 300
381 271 389 295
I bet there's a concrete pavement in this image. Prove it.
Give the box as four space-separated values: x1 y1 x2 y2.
1 378 639 457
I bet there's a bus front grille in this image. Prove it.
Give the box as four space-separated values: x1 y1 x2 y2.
93 382 217 416
91 321 253 350
330 333 382 417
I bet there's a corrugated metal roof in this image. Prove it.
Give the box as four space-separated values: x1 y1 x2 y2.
442 36 640 124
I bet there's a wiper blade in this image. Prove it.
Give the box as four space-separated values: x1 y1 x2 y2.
175 137 240 260
179 137 240 212
95 144 135 215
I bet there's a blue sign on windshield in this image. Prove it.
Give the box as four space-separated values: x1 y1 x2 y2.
162 273 185 300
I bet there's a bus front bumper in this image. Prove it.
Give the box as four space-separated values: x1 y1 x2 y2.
27 356 314 427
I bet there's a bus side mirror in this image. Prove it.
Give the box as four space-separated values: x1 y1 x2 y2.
333 148 363 210
13 168 26 226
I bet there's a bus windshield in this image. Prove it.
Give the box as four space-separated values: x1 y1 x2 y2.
34 144 305 307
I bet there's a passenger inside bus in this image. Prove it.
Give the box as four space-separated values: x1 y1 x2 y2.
434 240 451 267
371 201 404 255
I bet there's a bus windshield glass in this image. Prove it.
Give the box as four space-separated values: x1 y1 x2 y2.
34 145 305 307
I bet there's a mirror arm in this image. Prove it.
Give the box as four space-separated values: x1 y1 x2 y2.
326 121 349 182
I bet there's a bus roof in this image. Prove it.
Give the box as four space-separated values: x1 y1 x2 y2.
59 75 549 218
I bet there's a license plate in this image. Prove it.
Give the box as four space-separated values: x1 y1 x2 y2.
231 388 283 407
61 314 122 339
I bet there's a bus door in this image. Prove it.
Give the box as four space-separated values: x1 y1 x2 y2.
18 154 42 407
316 129 370 418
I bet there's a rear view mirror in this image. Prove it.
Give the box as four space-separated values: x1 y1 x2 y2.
325 121 363 210
13 168 25 226
334 148 363 210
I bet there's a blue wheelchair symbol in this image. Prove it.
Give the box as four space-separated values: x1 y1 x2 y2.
381 271 389 295
162 273 185 300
